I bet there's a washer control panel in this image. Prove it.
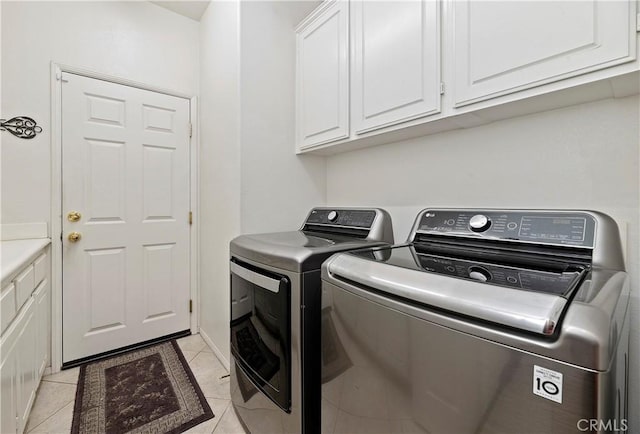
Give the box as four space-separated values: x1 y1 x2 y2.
416 210 596 248
306 209 377 229
416 253 580 295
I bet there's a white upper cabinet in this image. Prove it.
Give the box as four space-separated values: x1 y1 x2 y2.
296 0 638 154
351 0 441 134
452 0 636 107
296 0 349 149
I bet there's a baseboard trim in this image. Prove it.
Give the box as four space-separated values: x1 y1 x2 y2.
199 328 230 371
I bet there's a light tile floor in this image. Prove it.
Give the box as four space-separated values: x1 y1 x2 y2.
25 335 247 434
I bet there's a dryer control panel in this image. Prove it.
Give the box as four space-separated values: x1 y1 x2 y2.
415 210 596 248
305 209 377 229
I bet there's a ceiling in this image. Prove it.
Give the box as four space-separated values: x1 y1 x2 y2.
150 1 210 21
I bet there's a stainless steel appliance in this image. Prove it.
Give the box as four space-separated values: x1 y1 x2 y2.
230 208 394 433
321 209 629 434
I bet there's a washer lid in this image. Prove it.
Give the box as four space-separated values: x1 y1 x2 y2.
358 243 587 297
230 230 387 272
325 245 588 335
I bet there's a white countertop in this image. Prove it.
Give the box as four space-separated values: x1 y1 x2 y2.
1 238 51 287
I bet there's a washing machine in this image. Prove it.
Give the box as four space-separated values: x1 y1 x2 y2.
321 209 629 434
229 208 394 434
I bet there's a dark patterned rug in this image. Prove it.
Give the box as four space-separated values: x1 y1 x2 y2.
71 340 214 434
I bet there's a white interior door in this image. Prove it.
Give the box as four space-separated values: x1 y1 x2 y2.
61 72 191 364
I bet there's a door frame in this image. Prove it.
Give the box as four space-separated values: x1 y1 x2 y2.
49 62 200 372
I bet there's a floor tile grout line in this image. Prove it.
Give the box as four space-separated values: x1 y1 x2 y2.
26 399 74 433
42 379 79 386
211 402 232 434
185 349 199 364
212 401 232 434
197 399 230 434
186 348 229 401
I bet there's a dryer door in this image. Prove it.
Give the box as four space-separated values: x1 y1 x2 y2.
230 259 291 412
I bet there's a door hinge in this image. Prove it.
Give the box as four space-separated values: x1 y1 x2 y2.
440 82 445 95
56 71 62 81
60 232 63 241
636 13 640 32
189 299 193 313
189 123 193 138
189 211 193 225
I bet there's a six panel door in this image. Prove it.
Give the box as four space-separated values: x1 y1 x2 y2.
452 0 636 107
61 72 191 364
351 0 441 134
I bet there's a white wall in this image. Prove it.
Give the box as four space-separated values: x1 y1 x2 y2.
326 95 640 430
239 1 325 234
198 0 241 362
1 1 199 226
198 1 325 363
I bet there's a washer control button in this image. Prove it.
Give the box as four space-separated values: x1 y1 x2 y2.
327 210 338 222
469 214 491 232
507 222 518 230
468 266 492 282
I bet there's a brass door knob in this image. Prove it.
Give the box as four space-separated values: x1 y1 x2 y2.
67 211 82 222
68 232 82 243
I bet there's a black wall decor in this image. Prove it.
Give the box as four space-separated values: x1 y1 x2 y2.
1 116 43 139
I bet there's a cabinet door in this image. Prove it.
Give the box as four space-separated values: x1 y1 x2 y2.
14 265 34 313
15 299 37 434
452 0 637 107
296 0 349 149
351 0 441 134
1 337 18 434
34 280 50 377
1 283 16 334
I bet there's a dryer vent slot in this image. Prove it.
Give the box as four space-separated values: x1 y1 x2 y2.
303 224 369 238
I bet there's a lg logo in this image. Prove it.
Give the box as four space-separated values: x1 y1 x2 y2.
577 419 628 432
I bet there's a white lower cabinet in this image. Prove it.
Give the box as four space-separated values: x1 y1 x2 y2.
0 247 50 434
34 281 50 377
1 297 40 434
15 299 38 434
1 337 18 434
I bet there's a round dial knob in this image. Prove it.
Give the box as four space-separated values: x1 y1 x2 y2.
327 211 338 222
468 266 491 282
469 214 491 232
